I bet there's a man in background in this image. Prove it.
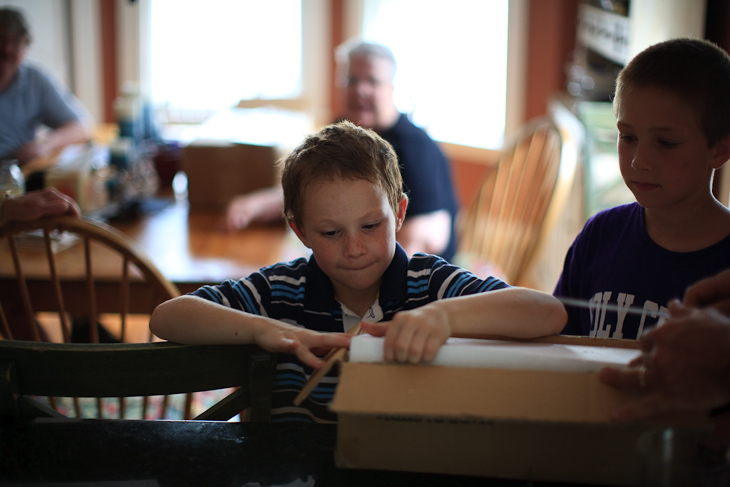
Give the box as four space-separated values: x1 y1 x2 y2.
226 40 459 261
0 7 89 165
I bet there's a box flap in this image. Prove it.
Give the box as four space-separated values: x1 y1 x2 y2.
349 335 641 372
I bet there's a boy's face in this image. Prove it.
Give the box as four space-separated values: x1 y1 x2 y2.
616 87 729 211
290 177 406 308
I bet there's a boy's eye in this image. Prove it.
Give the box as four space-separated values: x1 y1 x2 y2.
618 133 636 144
657 139 678 148
321 230 338 238
363 222 381 231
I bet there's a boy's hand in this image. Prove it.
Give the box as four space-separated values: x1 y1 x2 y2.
256 324 351 369
361 306 451 363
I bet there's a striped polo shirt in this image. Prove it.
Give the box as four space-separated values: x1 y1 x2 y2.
191 244 508 423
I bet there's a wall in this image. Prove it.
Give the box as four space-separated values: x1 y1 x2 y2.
524 0 580 121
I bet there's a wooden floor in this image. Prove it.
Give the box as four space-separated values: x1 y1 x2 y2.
36 312 156 343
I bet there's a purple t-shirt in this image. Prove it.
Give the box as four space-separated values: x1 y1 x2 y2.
554 203 730 339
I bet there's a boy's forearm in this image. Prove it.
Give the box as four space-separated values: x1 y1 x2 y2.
440 287 567 339
150 295 265 344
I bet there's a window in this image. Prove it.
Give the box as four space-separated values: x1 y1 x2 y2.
359 0 510 149
149 0 301 118
144 0 512 149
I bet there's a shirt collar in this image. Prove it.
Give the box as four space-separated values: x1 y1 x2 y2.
303 242 409 314
1 63 27 97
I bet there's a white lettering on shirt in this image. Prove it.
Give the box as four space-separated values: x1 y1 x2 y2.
587 292 666 339
637 301 668 337
609 293 635 339
590 291 613 338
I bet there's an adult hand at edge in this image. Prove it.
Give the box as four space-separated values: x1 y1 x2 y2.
2 187 81 222
599 301 730 422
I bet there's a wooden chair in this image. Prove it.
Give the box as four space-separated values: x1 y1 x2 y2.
0 215 221 419
0 340 275 422
0 215 179 342
455 117 577 287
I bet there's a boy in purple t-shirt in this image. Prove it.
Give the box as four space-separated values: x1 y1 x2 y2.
554 38 730 340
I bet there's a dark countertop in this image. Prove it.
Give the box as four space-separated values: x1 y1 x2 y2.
0 419 583 486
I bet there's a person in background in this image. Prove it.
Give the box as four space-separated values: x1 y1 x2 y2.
0 186 80 223
553 38 730 340
225 40 460 261
599 269 730 423
152 121 567 423
0 7 90 165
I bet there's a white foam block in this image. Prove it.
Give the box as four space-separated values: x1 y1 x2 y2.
349 335 640 373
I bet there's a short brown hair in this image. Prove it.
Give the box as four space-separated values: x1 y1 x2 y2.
281 120 403 228
614 38 730 147
0 7 31 44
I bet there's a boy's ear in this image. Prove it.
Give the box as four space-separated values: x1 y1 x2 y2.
395 194 408 231
289 221 311 248
711 134 730 169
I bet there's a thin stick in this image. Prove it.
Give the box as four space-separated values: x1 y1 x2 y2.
293 322 363 406
557 296 670 319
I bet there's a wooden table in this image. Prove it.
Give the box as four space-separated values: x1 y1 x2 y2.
0 195 310 314
109 195 309 294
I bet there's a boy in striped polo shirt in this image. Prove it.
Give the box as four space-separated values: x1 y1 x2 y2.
150 121 567 423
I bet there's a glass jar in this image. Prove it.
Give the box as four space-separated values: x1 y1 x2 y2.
0 159 25 196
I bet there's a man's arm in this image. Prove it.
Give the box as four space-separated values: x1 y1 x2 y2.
396 210 451 257
16 120 90 164
225 186 285 231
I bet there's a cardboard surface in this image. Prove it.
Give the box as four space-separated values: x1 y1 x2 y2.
336 414 649 484
333 363 641 424
330 336 707 486
182 140 278 212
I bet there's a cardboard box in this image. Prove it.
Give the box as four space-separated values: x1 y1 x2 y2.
183 140 279 212
330 336 706 486
181 108 313 213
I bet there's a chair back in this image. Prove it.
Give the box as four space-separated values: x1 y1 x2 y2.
456 117 577 286
0 216 221 419
0 340 275 422
0 215 179 342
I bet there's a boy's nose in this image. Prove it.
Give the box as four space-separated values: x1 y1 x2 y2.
630 145 652 171
344 235 365 256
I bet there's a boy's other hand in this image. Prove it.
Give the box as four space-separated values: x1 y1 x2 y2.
361 306 451 364
256 324 351 369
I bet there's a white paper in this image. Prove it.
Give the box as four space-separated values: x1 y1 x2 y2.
349 335 640 373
